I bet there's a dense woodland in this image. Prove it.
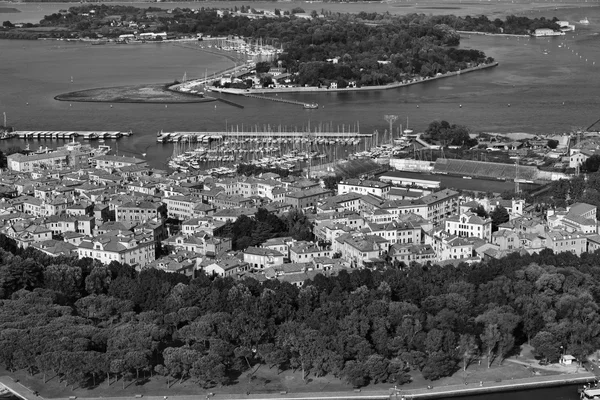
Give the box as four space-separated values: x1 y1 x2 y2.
1 226 600 390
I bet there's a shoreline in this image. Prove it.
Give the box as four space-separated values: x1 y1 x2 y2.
457 30 530 38
0 372 595 400
199 62 499 96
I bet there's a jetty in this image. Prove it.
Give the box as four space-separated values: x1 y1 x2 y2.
10 131 132 140
243 93 310 108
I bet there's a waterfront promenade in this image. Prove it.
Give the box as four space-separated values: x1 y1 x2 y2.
1 372 595 400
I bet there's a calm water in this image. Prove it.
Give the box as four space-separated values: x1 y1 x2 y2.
1 1 600 170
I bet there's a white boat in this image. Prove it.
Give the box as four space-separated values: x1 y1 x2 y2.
580 17 590 24
581 387 600 399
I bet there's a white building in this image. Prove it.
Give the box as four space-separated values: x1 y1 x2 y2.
445 212 493 241
337 179 391 198
77 233 155 267
243 247 284 270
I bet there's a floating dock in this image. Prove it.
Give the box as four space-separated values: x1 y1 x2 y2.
9 131 132 140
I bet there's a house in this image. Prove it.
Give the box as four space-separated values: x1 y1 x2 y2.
333 233 389 268
115 201 166 222
560 355 576 365
289 242 330 263
32 239 77 257
162 232 232 256
262 236 296 259
492 229 521 251
389 243 436 265
145 252 198 276
243 247 285 270
426 229 473 262
93 155 146 171
541 230 587 256
284 188 333 209
421 189 460 225
202 256 250 278
162 195 197 220
445 212 493 241
76 233 156 267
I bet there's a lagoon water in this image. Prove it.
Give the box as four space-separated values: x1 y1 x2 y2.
1 1 600 170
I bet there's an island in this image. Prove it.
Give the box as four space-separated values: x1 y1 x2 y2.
2 5 569 102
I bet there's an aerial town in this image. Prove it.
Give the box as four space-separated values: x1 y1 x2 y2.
1 130 598 287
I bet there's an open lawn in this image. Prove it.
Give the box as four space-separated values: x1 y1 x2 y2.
55 84 215 104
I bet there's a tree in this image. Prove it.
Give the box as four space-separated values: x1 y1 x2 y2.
421 351 458 380
85 265 112 295
255 61 271 74
490 205 510 231
343 360 369 387
458 334 479 370
44 264 83 300
531 331 560 363
323 175 342 191
547 139 559 149
584 155 600 173
479 323 500 368
3 21 14 28
470 205 489 219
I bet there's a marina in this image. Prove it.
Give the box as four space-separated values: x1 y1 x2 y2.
164 129 413 172
8 131 132 140
156 123 370 143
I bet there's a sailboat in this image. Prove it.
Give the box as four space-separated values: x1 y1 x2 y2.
403 117 414 136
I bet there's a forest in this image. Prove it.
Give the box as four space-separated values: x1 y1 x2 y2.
1 227 600 390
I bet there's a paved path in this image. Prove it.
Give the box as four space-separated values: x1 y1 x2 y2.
0 376 41 400
1 372 595 400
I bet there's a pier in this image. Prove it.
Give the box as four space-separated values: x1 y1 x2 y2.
10 131 132 140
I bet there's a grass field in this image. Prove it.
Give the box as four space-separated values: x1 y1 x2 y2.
0 346 579 399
